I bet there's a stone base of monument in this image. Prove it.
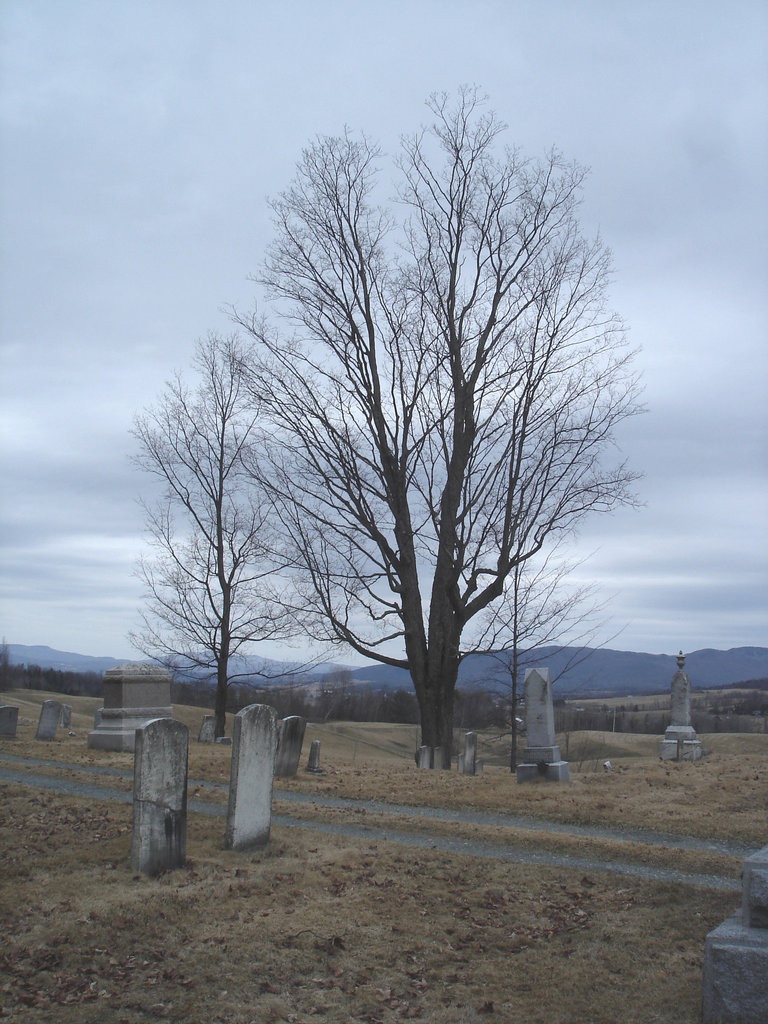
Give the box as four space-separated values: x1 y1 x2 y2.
659 726 702 761
88 663 173 752
516 744 570 783
702 846 768 1023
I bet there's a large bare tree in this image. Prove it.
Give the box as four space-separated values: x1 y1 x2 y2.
131 333 289 737
239 89 641 764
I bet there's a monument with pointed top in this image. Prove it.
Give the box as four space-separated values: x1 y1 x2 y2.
516 667 570 782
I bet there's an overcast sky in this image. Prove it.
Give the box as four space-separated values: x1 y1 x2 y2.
1 0 766 662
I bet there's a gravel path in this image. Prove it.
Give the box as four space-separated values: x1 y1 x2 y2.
0 751 746 892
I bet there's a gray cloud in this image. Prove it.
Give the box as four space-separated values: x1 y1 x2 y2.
1 0 766 657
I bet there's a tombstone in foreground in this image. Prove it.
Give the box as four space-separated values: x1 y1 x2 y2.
130 718 188 876
274 715 306 778
0 706 19 738
88 662 173 752
197 715 216 743
659 651 702 761
225 703 278 850
35 699 63 740
702 842 768 1021
516 668 570 782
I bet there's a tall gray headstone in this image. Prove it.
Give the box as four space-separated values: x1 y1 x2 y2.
660 652 702 761
130 718 188 876
702 845 768 1022
461 732 478 775
35 699 62 740
88 662 173 752
417 745 432 769
274 715 306 778
198 715 216 743
516 668 570 782
0 706 18 738
225 703 278 850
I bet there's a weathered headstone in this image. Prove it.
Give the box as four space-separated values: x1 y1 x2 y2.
59 704 72 728
35 699 63 740
306 739 323 773
274 715 306 778
702 844 768 1022
0 706 18 738
198 715 216 743
130 718 188 876
461 732 478 776
417 745 431 769
516 668 570 782
88 662 173 752
225 703 278 850
659 652 702 761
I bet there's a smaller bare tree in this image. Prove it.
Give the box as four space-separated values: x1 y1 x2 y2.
131 333 290 737
485 544 609 769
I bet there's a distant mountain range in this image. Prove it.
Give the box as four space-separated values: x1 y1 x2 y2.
7 643 768 697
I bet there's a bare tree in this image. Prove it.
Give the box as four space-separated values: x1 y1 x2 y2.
131 333 289 737
238 89 641 764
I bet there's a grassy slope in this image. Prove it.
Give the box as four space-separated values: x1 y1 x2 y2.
1 690 766 1024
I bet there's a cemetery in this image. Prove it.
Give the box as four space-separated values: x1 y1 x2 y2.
0 682 766 1023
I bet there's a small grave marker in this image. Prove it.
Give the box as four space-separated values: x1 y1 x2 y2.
0 706 18 738
198 715 216 743
35 699 62 740
130 718 188 875
274 715 306 778
225 703 278 850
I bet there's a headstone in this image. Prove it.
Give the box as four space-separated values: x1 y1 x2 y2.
431 746 444 770
417 745 432 769
35 699 63 740
516 668 570 782
88 662 173 752
59 704 72 728
461 732 478 775
659 652 702 761
130 718 188 876
702 845 768 1022
306 739 323 773
274 715 306 778
0 706 18 738
225 703 278 850
198 715 216 743
216 736 232 745
93 707 103 729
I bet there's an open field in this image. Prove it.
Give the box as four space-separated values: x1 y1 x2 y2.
1 690 767 1023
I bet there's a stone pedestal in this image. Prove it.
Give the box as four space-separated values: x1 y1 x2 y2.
659 725 702 761
702 845 768 1023
88 663 173 752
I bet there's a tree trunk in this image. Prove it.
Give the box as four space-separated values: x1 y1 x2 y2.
414 662 459 768
215 658 228 739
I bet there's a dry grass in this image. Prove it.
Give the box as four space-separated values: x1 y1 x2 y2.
2 690 766 1023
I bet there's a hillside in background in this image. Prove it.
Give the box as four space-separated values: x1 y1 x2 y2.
6 642 768 698
350 646 768 696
